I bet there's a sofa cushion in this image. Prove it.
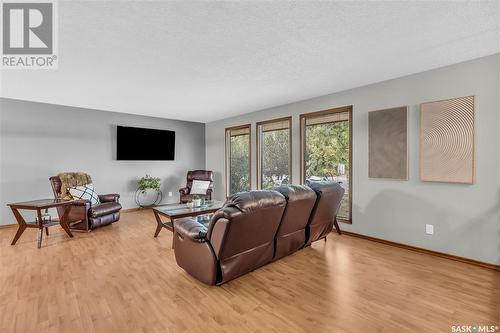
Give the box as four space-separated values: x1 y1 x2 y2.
274 184 316 235
307 180 345 198
275 184 316 203
273 185 317 260
174 218 208 242
89 202 122 218
224 190 285 213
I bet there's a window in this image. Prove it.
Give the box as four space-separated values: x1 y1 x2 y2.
225 124 251 196
256 117 292 189
300 106 352 222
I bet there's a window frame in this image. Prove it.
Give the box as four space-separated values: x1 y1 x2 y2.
299 105 353 224
224 124 252 197
256 116 293 190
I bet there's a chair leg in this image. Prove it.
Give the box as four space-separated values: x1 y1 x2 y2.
333 217 342 235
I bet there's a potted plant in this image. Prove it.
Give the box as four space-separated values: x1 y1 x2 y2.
135 175 162 207
192 195 203 207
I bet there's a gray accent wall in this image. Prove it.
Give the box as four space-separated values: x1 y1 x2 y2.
0 98 205 225
205 54 500 265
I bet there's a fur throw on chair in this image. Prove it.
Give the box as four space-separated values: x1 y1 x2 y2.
58 172 93 200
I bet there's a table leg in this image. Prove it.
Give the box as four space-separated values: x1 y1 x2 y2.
10 208 27 246
37 228 43 248
59 205 74 238
170 218 176 249
36 209 45 248
154 211 163 237
44 208 49 236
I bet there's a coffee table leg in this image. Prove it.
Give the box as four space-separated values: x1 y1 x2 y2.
59 206 74 238
10 208 27 246
154 211 163 237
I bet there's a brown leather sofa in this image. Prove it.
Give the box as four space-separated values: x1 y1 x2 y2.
49 176 122 231
173 182 344 285
179 170 214 203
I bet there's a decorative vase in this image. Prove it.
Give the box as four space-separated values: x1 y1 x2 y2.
193 199 202 207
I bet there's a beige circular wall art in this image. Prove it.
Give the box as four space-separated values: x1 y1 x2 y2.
420 95 475 184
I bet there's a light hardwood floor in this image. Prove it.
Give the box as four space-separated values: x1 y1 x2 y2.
0 210 498 333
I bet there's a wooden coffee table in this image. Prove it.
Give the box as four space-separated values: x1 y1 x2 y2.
152 201 224 237
7 199 83 248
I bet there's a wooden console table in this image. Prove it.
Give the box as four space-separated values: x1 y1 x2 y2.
7 199 80 248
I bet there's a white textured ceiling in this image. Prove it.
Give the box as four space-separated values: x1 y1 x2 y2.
1 0 499 123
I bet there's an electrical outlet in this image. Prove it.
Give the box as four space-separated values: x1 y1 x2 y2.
168 192 172 197
425 224 434 235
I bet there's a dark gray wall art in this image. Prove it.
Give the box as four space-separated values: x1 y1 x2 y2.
368 106 408 180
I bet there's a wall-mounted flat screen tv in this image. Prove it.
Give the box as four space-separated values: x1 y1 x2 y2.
117 125 175 160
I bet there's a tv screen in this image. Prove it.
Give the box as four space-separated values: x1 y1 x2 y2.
117 126 175 160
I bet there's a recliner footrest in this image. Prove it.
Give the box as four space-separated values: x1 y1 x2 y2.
89 202 122 218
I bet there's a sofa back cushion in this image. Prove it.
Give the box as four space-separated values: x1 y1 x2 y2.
186 170 213 190
306 181 345 245
208 190 286 283
273 185 317 259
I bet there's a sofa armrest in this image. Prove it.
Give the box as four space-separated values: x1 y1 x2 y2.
173 223 218 285
174 218 208 243
179 187 190 195
71 199 91 208
99 193 120 203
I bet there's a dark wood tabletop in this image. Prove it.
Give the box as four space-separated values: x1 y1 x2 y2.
7 199 85 210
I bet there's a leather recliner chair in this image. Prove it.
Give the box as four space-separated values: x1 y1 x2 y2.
49 176 122 231
173 190 286 285
179 170 214 203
